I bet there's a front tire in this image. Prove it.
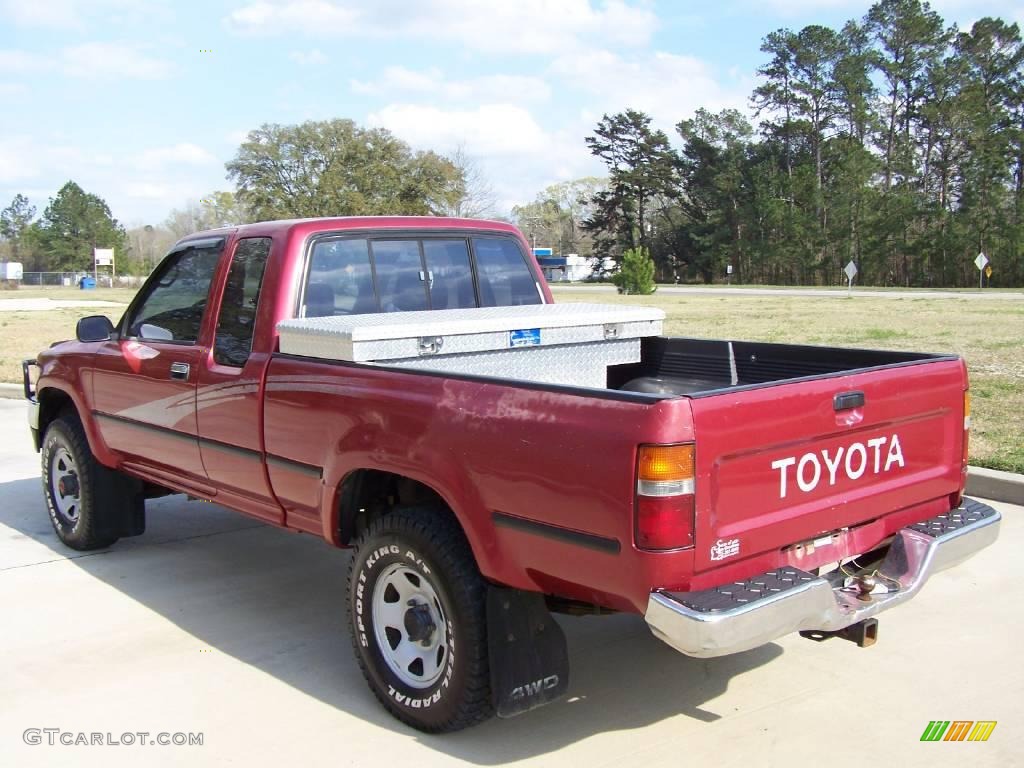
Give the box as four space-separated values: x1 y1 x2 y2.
347 506 493 732
41 413 137 551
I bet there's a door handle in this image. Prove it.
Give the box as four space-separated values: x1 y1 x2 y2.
170 362 190 381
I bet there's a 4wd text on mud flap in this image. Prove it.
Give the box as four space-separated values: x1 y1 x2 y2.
510 675 560 702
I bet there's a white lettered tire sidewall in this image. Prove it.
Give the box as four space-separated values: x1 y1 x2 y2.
350 536 465 728
41 421 85 542
40 414 119 551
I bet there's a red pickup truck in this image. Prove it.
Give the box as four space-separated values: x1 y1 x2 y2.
24 216 1000 733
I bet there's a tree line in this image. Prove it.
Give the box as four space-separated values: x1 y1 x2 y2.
580 0 1023 287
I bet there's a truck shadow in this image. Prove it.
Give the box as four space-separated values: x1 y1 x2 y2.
1 478 782 763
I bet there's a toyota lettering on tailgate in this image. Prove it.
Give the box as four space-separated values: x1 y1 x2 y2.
770 434 905 498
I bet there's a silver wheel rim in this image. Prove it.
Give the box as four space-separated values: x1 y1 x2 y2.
50 447 80 524
371 563 449 689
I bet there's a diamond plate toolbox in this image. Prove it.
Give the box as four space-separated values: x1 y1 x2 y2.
277 303 665 388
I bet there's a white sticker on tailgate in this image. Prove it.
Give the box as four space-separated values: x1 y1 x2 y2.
710 538 740 561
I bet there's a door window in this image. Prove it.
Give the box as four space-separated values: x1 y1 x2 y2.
214 238 271 367
126 244 222 343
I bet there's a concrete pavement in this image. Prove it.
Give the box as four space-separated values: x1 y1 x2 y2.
0 399 1018 767
552 284 1024 300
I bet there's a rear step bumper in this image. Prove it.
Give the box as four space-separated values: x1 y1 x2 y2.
645 498 1001 658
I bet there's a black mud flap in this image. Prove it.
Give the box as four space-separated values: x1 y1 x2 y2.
96 467 146 539
487 586 570 718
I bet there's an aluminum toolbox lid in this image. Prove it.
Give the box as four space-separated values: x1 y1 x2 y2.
277 303 665 363
279 303 664 341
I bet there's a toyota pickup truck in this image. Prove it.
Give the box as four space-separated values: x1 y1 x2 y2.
23 216 1000 733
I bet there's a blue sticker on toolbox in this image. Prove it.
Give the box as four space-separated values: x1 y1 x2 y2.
509 328 541 347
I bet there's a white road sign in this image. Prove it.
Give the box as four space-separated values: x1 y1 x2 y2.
974 252 988 271
844 260 858 281
94 248 114 267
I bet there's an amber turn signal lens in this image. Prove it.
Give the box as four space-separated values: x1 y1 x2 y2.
638 444 695 483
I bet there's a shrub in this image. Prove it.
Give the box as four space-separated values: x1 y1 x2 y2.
611 246 656 295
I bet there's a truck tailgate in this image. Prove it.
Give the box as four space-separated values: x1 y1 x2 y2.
689 359 965 572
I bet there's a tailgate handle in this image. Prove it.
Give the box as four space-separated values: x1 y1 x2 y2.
834 391 865 411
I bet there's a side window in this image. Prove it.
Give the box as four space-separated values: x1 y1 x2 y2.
127 245 221 343
472 238 542 307
214 238 271 367
423 239 477 309
373 240 428 312
304 239 376 317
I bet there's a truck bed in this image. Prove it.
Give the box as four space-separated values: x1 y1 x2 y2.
608 336 956 396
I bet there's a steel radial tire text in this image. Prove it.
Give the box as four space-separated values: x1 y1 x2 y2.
346 505 493 732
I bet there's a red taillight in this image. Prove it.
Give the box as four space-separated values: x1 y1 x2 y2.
635 443 695 550
636 494 695 550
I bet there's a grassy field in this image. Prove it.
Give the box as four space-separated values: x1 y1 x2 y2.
3 286 1021 473
555 288 1024 474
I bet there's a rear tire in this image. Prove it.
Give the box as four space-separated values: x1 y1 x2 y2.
347 506 493 732
41 413 140 551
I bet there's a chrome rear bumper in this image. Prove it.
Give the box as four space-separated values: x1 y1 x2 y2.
645 498 1001 658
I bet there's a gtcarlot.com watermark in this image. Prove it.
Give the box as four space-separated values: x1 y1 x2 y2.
24 729 203 747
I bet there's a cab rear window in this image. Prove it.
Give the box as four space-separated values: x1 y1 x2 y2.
472 237 542 307
301 235 540 318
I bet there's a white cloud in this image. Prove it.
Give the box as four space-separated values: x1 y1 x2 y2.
226 0 359 34
226 0 656 53
751 0 853 14
0 0 171 28
225 129 252 145
0 83 29 97
133 143 218 171
124 181 184 200
551 49 751 132
289 48 328 65
0 134 225 222
62 43 173 79
0 137 41 183
368 103 548 156
352 66 551 103
0 50 49 73
366 103 600 216
928 0 1024 28
750 0 1021 26
0 0 85 27
1 44 173 79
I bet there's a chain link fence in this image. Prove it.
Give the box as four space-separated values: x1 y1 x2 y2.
18 272 146 288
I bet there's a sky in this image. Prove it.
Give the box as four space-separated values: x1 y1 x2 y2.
1 0 1020 228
